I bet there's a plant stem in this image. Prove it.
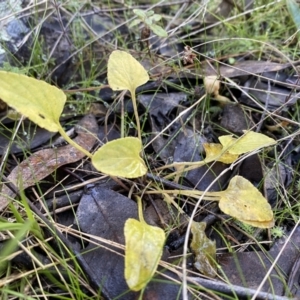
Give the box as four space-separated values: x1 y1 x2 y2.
158 157 217 172
136 196 145 223
119 90 127 138
146 189 220 201
121 96 124 138
58 126 93 158
130 90 141 140
163 161 210 180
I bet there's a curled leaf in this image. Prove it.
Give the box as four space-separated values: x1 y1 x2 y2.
203 143 239 164
190 222 217 277
204 76 221 96
204 75 231 103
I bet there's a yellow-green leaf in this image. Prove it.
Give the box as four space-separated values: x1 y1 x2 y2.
219 130 276 155
107 50 149 93
124 218 165 291
91 137 147 178
0 71 66 132
150 24 168 37
218 176 274 228
203 143 239 164
190 221 217 277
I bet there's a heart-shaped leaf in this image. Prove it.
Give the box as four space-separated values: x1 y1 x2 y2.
219 131 276 155
92 137 147 178
107 50 149 93
124 218 165 291
0 71 66 132
218 176 274 228
124 196 165 291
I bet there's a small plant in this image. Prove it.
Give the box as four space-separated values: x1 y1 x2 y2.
0 50 278 293
0 58 277 228
270 226 286 239
149 175 274 229
0 51 148 179
130 9 168 38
